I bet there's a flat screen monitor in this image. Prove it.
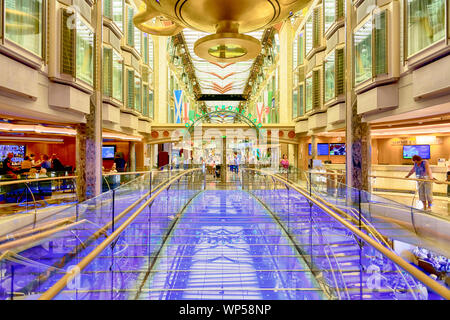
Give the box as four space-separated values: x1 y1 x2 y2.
308 143 311 156
330 143 346 155
403 145 430 159
102 146 116 159
0 145 25 165
317 143 329 156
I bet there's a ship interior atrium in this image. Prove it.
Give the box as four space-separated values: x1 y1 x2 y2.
0 0 449 302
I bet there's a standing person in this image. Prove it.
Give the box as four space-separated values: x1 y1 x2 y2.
114 152 127 172
405 155 434 212
280 154 289 172
2 152 18 178
234 153 240 174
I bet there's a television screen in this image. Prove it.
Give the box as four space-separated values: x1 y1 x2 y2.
102 146 116 159
403 145 430 159
330 143 346 155
317 143 329 156
308 143 311 156
0 145 25 165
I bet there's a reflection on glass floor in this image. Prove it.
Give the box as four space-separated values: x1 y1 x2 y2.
137 190 325 300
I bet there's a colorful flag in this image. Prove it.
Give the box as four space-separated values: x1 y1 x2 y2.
173 90 183 123
183 102 190 123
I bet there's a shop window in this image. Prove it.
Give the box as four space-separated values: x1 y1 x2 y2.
134 74 141 112
374 11 387 75
299 84 304 116
354 20 372 86
305 15 313 55
61 10 94 86
134 24 141 55
406 0 445 57
143 33 149 65
292 88 298 119
103 0 112 19
103 47 113 97
149 90 154 118
113 0 123 31
324 0 335 33
313 7 322 49
305 76 312 112
293 35 298 68
312 70 320 109
335 48 345 96
61 9 75 76
298 32 304 66
126 5 134 47
5 0 44 57
324 51 335 103
324 0 344 34
127 69 134 109
149 35 154 68
75 17 94 86
112 49 123 102
142 84 149 116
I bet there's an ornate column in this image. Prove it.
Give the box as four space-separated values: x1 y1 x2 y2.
155 36 168 123
345 0 371 192
129 142 136 172
311 135 317 161
76 0 102 201
279 22 293 124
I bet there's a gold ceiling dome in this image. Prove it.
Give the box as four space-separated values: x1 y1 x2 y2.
133 0 306 63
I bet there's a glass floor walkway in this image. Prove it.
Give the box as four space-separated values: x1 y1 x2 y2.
0 172 446 300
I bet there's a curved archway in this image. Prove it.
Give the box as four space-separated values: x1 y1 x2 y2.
184 108 263 135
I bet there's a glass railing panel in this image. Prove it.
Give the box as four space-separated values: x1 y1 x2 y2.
241 169 447 300
47 170 203 300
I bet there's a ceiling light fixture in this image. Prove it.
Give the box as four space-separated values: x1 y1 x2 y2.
133 0 306 63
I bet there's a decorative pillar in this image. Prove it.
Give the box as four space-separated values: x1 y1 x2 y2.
129 142 136 172
155 36 168 123
346 103 371 191
311 135 318 161
345 0 371 191
279 22 293 124
76 0 102 201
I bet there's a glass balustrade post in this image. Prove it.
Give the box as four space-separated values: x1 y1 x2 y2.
149 172 152 196
112 189 116 232
10 265 14 300
358 189 362 232
287 184 290 234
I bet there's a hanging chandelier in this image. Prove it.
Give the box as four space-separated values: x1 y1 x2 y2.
133 0 306 63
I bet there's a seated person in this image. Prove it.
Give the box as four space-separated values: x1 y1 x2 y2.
21 156 32 171
28 168 38 178
2 152 18 179
39 168 48 178
40 154 52 170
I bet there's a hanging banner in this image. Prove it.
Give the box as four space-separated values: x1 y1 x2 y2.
173 90 183 123
256 102 265 124
183 102 190 123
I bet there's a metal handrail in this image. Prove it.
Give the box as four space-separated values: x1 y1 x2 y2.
38 168 201 300
0 170 180 259
0 175 77 186
246 168 450 300
308 170 450 185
